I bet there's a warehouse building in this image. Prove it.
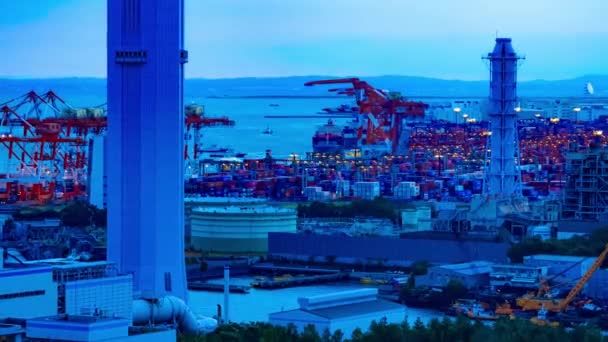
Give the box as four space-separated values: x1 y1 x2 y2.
269 289 405 337
416 261 493 289
268 232 509 266
523 254 594 283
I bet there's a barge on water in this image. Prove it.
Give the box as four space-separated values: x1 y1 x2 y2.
251 272 350 289
188 281 251 294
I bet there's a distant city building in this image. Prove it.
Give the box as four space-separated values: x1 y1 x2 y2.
269 289 405 337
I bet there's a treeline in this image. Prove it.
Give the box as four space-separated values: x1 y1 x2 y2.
11 201 107 227
297 198 410 223
179 316 604 342
508 228 608 265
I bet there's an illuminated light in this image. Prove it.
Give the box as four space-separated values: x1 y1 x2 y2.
573 107 582 112
453 107 461 113
515 107 522 112
594 130 603 136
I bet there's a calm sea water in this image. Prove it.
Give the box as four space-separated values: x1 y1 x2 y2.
188 277 443 324
197 97 353 158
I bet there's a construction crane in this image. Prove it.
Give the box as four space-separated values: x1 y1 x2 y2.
304 78 428 155
183 103 235 161
516 243 608 312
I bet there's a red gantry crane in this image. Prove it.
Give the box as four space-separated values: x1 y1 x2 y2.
304 78 428 155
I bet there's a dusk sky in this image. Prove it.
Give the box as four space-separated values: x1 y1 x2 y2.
0 0 606 80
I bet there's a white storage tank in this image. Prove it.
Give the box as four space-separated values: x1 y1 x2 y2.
190 205 297 253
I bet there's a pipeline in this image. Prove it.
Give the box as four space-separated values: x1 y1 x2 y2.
132 296 217 334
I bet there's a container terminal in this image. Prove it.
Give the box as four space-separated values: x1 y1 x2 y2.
4 34 608 339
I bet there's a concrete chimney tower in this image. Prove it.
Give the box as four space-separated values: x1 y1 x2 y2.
107 0 188 300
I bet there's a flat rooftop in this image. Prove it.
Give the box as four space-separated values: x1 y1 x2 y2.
193 205 295 215
438 261 494 275
524 254 591 263
271 299 404 321
185 196 266 204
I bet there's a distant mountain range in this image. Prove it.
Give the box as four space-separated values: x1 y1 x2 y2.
1 75 607 106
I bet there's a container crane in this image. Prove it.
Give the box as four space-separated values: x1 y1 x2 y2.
304 78 428 155
516 243 608 312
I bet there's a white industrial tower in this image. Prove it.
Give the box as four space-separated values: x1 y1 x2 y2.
483 38 523 197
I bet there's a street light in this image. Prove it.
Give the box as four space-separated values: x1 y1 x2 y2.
453 107 461 125
573 107 582 122
434 154 443 176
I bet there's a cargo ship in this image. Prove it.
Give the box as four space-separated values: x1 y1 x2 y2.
312 119 345 154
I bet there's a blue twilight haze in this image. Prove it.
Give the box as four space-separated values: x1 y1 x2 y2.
0 0 607 80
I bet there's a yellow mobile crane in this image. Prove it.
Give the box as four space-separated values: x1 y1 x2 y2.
516 243 608 312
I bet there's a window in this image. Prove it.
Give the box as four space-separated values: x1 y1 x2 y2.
0 290 45 300
164 272 172 292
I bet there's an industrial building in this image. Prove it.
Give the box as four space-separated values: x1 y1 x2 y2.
563 147 608 221
0 264 57 319
523 254 594 283
190 204 297 253
0 251 181 341
400 205 432 232
585 269 608 300
268 232 510 266
415 261 493 289
489 264 548 291
269 289 405 337
556 220 604 239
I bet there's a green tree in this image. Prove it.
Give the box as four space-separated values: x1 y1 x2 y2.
93 208 107 227
330 330 344 342
60 201 95 227
300 324 321 342
349 328 364 342
445 279 467 299
411 260 429 276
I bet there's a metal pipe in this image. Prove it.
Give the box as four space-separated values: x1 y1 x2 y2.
224 265 230 323
132 296 217 334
